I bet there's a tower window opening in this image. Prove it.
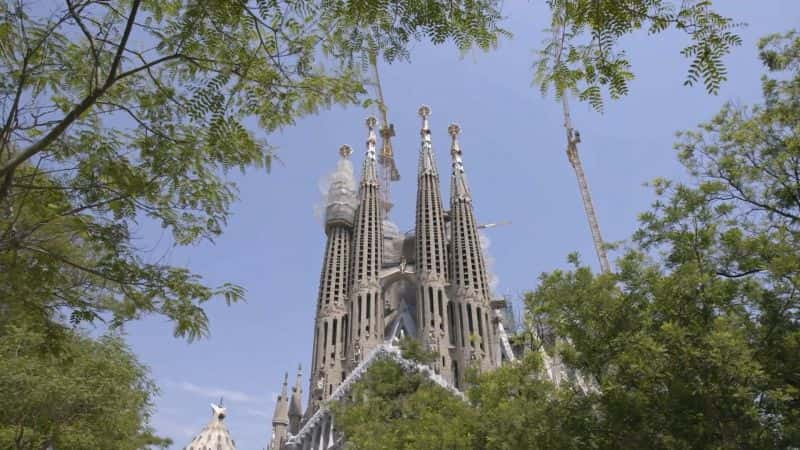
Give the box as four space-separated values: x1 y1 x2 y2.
447 301 456 346
428 287 434 327
343 315 349 355
331 319 338 355
459 304 466 347
467 304 474 348
357 296 362 338
437 291 444 331
477 307 485 351
323 321 329 364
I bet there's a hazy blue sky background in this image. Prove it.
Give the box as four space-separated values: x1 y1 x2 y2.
123 2 800 448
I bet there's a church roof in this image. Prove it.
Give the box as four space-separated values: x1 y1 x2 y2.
184 404 236 450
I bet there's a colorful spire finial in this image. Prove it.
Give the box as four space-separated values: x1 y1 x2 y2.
339 144 352 159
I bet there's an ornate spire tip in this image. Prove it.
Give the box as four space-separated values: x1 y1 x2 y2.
339 144 352 158
365 116 377 130
448 123 461 137
448 123 462 155
418 105 431 138
418 105 431 119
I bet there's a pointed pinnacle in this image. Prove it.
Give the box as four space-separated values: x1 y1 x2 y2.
418 105 431 137
448 123 461 157
339 145 352 159
366 116 377 140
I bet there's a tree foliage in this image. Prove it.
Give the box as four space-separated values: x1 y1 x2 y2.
529 29 800 448
0 325 168 450
332 358 477 450
536 0 743 111
0 0 506 340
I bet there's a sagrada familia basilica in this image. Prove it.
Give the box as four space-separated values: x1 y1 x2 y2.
182 106 540 450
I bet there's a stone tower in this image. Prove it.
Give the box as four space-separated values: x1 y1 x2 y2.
346 118 385 368
307 145 356 411
268 107 505 449
447 123 496 374
414 106 455 381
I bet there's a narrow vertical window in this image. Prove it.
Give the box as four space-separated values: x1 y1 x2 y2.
477 307 484 351
331 319 338 357
428 287 434 327
467 304 474 348
447 301 456 346
437 291 444 331
459 304 466 347
357 296 362 338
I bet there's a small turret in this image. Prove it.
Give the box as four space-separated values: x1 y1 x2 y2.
268 373 290 450
288 365 303 434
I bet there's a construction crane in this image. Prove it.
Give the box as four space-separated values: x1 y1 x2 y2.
551 13 611 274
368 52 400 217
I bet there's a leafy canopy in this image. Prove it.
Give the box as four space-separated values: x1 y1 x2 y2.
0 0 506 340
536 0 743 111
0 325 168 450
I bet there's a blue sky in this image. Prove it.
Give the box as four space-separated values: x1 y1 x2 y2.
123 2 800 448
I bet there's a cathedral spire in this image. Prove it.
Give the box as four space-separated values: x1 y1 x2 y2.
308 146 355 412
414 105 454 382
347 116 385 368
448 123 495 372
